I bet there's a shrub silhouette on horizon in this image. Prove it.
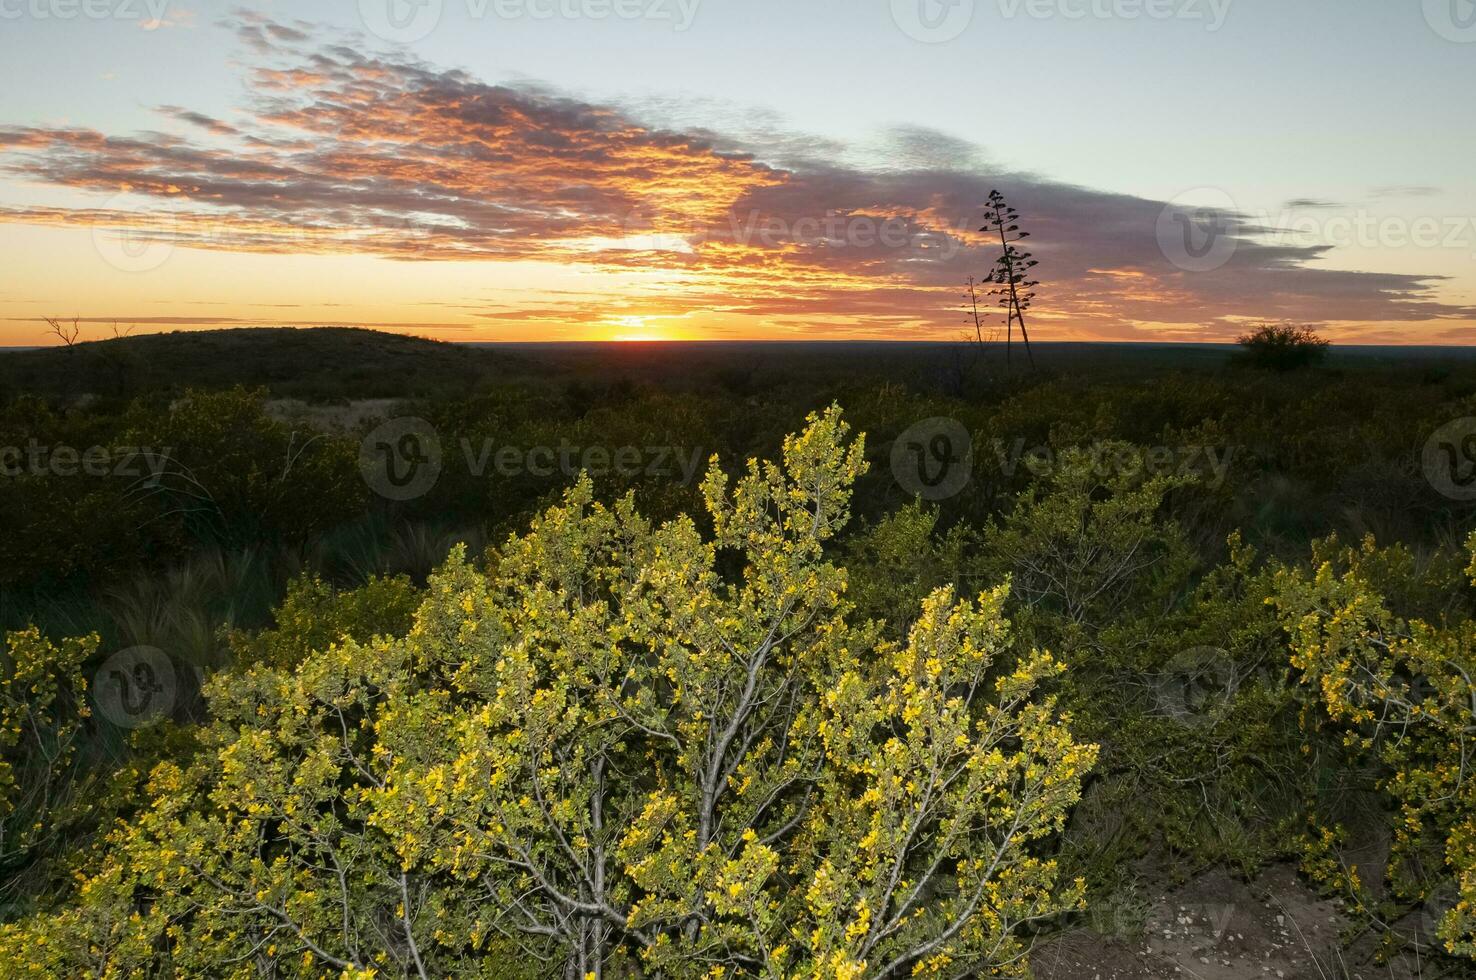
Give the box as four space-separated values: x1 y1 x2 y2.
1235 324 1330 371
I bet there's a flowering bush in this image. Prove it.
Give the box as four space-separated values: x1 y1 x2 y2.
0 408 1095 978
1274 534 1476 959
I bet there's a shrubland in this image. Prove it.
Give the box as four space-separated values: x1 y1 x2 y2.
1 335 1474 974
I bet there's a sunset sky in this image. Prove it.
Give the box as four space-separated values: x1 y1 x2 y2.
2 0 1473 345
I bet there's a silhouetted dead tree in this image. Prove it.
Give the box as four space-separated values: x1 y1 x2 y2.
44 316 82 350
43 316 88 398
42 317 141 395
964 275 986 348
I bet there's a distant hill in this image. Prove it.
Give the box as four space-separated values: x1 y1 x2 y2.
0 327 533 400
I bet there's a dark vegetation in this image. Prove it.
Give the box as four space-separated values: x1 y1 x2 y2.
1235 323 1333 372
1 327 1475 975
1 326 533 400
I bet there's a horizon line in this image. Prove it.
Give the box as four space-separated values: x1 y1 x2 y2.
6 336 1476 355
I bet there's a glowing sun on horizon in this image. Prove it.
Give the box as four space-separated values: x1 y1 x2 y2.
609 315 668 342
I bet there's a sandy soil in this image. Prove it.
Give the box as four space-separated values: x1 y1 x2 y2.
1031 864 1458 980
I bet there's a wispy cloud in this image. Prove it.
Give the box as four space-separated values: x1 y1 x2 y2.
1370 185 1442 199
